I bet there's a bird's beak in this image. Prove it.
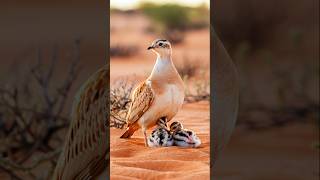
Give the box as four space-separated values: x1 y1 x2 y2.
147 46 153 50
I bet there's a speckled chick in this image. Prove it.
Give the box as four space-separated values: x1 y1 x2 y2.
147 117 174 147
170 121 201 148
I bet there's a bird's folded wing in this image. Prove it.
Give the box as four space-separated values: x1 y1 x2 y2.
126 81 154 126
53 66 109 180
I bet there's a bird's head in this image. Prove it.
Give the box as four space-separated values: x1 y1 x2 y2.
170 121 183 132
147 39 172 58
156 118 168 129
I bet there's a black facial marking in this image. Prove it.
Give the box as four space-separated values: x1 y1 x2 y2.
173 138 195 145
187 131 192 136
170 122 179 128
176 131 188 138
157 118 167 128
156 39 167 43
173 138 185 142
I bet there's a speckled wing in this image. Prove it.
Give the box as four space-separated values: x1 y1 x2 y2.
126 81 154 126
53 66 109 180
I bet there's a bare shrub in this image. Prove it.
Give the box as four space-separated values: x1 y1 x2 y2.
183 71 210 103
110 77 138 129
0 40 81 179
176 57 202 79
110 45 138 57
237 103 319 130
176 57 210 103
234 47 319 130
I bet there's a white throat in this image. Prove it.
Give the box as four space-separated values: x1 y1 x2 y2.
149 54 175 79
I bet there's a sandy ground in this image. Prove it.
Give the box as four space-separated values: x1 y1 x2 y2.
110 101 210 180
214 123 319 180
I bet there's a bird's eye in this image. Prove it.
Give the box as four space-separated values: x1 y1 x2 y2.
158 42 163 46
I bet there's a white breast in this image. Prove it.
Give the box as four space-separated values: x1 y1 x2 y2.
166 84 184 107
139 83 184 128
157 84 184 117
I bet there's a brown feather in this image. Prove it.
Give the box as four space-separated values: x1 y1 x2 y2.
53 66 109 180
120 122 139 138
120 81 154 138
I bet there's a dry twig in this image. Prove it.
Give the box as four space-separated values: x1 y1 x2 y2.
0 40 81 179
110 77 138 129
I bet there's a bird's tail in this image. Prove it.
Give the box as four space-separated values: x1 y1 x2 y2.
120 123 138 138
120 128 134 138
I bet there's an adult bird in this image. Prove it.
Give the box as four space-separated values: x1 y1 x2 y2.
120 39 185 146
53 66 108 180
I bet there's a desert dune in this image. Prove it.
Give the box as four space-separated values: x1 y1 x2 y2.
110 101 210 180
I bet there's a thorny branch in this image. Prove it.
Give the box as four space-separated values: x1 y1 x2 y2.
110 78 136 129
0 40 81 179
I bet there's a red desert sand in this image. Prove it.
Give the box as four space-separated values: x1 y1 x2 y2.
110 101 210 180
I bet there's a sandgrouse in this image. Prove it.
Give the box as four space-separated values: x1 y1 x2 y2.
120 39 185 146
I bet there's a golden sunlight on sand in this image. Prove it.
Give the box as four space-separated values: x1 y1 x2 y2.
110 101 210 180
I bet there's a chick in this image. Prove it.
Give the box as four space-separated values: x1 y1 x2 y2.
147 117 174 147
170 121 201 148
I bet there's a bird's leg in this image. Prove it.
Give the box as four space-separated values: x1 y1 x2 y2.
142 127 148 147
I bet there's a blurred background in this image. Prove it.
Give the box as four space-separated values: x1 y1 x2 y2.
110 0 210 128
0 1 106 179
213 0 319 179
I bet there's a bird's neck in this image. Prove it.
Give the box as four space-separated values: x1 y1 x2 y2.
149 54 176 80
158 52 171 60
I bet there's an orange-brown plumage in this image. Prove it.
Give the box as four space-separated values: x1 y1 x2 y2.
53 66 108 180
120 121 140 138
120 81 154 138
